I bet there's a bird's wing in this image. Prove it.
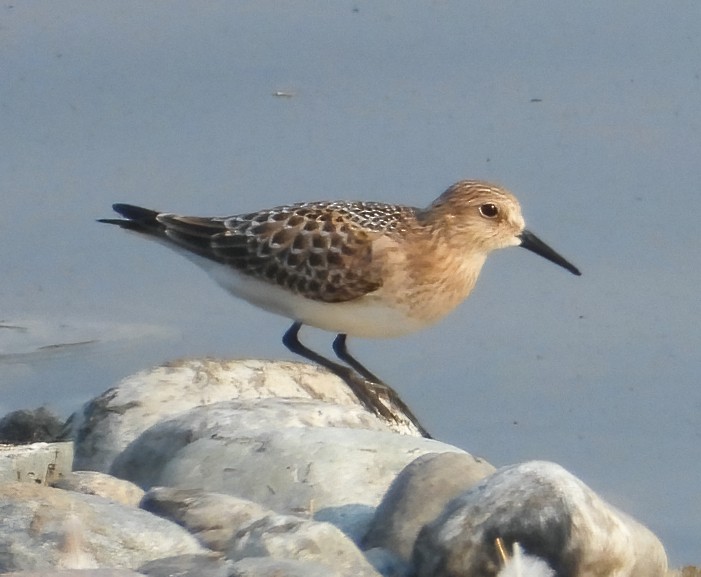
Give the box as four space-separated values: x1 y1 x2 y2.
208 204 385 303
103 203 385 303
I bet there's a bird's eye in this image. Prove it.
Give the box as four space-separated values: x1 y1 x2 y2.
479 203 499 218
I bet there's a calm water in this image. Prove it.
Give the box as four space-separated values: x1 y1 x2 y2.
2 1 699 566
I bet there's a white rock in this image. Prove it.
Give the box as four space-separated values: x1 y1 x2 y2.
413 461 668 577
229 557 343 577
110 397 402 488
68 359 420 472
51 470 145 507
110 402 465 541
137 553 233 577
364 451 495 561
229 513 380 577
0 441 73 484
141 487 272 552
0 570 146 577
0 483 205 572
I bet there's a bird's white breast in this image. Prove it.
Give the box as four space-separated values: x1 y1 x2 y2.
194 256 427 338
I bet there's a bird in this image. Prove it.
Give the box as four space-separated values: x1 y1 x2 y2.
99 180 581 437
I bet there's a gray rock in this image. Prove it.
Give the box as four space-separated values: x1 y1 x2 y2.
0 571 146 577
363 547 411 577
0 483 205 572
68 359 417 472
229 557 342 577
138 554 233 577
111 408 465 541
51 471 145 507
229 513 380 577
0 407 65 444
413 460 668 577
141 487 271 552
364 451 495 561
111 397 392 489
0 441 73 485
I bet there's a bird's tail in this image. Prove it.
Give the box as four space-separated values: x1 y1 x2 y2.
98 204 165 237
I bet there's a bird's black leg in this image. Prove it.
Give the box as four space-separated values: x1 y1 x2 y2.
282 322 431 438
333 333 431 439
332 333 383 383
283 322 389 419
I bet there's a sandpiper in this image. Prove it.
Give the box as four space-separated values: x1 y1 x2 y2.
100 180 580 437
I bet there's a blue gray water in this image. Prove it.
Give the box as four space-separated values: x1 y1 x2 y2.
2 1 699 566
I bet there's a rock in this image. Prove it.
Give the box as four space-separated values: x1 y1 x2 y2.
0 407 65 443
0 571 146 577
229 513 380 577
137 554 233 577
141 487 271 552
363 547 411 577
0 441 73 484
67 359 419 472
412 460 668 577
50 470 145 507
0 483 205 572
229 557 342 577
110 403 466 541
140 489 413 576
110 397 392 489
364 451 495 561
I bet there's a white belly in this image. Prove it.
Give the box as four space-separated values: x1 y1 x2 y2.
195 257 426 338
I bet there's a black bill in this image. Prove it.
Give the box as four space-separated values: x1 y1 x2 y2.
518 230 581 276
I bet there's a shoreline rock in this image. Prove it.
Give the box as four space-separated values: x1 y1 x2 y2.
0 441 73 484
0 358 686 576
66 358 423 473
